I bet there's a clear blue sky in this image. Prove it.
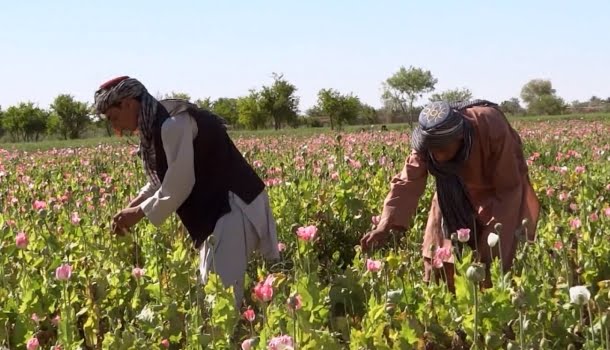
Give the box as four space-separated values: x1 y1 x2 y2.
1 0 608 112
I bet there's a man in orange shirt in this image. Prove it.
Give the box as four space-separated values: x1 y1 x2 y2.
361 100 540 290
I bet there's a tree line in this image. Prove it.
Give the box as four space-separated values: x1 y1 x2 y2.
1 67 609 142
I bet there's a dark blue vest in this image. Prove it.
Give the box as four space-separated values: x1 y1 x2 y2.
152 99 265 248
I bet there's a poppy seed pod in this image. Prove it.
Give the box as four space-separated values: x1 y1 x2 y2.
511 289 526 309
466 264 485 283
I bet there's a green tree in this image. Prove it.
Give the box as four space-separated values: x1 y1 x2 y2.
529 95 567 115
499 98 526 116
589 96 603 105
357 103 379 124
1 102 49 142
381 66 437 125
211 98 239 126
303 106 324 127
259 73 300 129
236 91 267 130
305 105 323 118
581 97 610 112
49 94 91 139
195 97 213 110
91 114 114 137
316 89 361 130
343 95 363 126
429 88 473 103
520 79 566 115
164 91 191 101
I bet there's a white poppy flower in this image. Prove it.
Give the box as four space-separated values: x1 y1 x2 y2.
569 285 591 305
487 232 499 247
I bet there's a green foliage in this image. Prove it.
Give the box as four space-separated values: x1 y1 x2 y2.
1 102 49 142
521 79 567 115
358 103 379 124
237 91 268 130
211 97 239 126
429 87 473 103
194 97 213 110
528 94 568 115
2 70 607 139
0 118 610 348
316 88 361 130
164 91 192 102
203 273 239 348
259 73 300 130
49 94 91 140
381 65 438 124
500 98 527 116
571 96 610 113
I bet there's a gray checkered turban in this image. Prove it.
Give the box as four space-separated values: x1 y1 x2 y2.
94 76 161 186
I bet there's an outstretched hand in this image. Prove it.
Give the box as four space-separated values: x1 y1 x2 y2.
360 228 392 252
112 207 145 235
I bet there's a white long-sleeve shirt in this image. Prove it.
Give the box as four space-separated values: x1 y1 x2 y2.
138 112 199 226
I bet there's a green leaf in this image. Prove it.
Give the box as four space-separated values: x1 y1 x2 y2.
144 283 161 298
76 306 88 317
83 315 98 347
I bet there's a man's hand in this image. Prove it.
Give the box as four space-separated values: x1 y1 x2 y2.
127 194 147 208
112 207 145 235
360 228 392 252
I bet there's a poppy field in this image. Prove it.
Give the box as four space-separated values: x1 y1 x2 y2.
1 118 610 349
